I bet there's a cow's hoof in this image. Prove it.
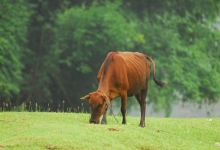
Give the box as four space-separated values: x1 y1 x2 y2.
139 124 145 128
101 121 107 124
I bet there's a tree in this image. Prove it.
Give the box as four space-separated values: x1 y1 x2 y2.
53 1 144 110
123 0 220 116
0 0 30 107
1 0 219 116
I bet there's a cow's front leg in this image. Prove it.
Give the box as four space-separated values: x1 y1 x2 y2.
101 107 108 124
121 92 128 124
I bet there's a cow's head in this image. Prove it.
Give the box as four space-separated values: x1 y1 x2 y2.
81 90 110 124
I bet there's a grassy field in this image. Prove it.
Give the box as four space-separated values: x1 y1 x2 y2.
0 112 220 150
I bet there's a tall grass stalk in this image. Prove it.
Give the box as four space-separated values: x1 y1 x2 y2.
1 102 87 113
62 100 65 113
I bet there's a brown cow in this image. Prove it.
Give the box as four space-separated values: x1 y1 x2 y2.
81 52 167 127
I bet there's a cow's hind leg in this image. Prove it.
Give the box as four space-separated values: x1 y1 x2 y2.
101 107 108 124
135 89 147 127
121 92 128 124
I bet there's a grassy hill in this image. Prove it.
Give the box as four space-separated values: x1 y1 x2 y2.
0 112 220 149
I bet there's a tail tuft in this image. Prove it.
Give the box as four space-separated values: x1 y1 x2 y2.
154 79 168 88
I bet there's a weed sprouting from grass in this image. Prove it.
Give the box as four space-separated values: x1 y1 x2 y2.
6 103 9 111
2 104 6 112
3 102 14 112
3 102 6 111
67 107 72 113
38 106 42 112
57 104 60 113
10 102 12 111
35 103 38 112
63 100 65 113
81 103 84 113
47 103 50 112
1 101 88 114
29 101 32 112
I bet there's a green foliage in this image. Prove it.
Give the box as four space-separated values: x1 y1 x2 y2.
52 0 144 109
0 0 220 115
0 0 30 100
129 0 220 114
55 1 142 68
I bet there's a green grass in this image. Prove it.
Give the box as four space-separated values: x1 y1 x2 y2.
0 112 220 150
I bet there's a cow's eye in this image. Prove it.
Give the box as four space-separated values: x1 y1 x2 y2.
98 103 103 107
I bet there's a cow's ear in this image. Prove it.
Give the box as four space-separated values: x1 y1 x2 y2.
80 94 90 100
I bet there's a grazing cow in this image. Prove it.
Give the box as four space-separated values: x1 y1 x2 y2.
81 52 167 127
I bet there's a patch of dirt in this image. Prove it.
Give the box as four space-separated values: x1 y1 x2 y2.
46 145 59 150
215 142 220 146
0 145 5 149
140 147 151 150
156 129 178 136
0 120 8 122
0 120 15 122
108 128 121 131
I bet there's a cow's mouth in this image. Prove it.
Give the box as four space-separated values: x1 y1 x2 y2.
90 119 100 124
90 120 97 124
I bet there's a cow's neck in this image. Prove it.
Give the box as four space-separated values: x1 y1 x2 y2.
98 65 113 99
98 82 110 98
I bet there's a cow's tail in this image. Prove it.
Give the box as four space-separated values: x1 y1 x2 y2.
144 55 167 88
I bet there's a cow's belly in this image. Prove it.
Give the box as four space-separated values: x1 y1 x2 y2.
109 77 146 98
127 79 146 96
127 86 145 97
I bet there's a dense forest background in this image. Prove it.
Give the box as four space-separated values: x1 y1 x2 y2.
0 0 220 116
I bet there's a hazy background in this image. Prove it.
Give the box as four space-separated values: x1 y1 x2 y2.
0 0 220 117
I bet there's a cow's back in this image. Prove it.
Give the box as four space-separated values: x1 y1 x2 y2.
98 52 151 97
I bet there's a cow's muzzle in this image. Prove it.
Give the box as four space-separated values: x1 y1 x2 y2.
90 119 100 124
90 120 97 124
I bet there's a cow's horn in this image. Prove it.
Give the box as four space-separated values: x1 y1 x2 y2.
80 94 90 100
